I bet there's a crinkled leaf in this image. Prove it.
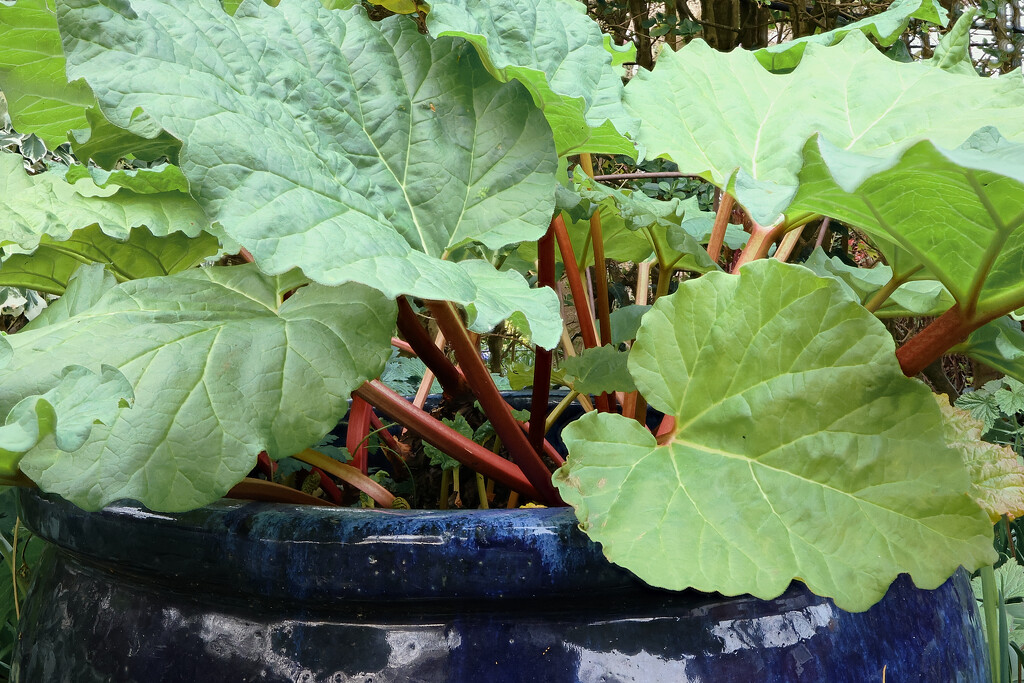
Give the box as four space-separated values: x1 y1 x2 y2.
0 225 219 296
996 378 1024 415
955 391 1003 433
3 264 396 511
755 0 947 72
938 397 1024 521
0 361 133 477
0 154 211 251
554 259 994 611
930 8 978 76
58 0 561 347
69 106 180 169
561 345 634 394
426 0 637 156
609 304 650 345
64 162 189 195
456 260 560 346
802 247 954 318
953 317 1024 386
25 262 115 328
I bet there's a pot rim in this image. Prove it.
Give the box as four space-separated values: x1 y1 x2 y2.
18 488 645 603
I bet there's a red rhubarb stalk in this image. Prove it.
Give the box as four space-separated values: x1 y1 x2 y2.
355 380 542 500
346 395 374 474
580 154 613 347
896 306 976 378
552 215 613 413
427 302 562 506
706 191 735 263
227 478 336 506
396 297 471 399
529 221 556 456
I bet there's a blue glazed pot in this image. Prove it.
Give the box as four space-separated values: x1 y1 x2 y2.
15 488 987 682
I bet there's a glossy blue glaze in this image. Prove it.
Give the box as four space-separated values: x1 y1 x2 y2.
15 489 988 682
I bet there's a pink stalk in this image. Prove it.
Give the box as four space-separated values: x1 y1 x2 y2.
428 301 562 506
346 395 373 474
529 221 556 455
355 380 541 500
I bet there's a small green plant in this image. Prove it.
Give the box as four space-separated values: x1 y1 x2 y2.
0 0 1021 621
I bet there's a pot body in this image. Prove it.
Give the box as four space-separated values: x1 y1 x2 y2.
15 489 987 682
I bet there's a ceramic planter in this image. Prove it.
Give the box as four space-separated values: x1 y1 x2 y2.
15 488 987 682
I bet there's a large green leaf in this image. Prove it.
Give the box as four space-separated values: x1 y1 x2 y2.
69 106 180 168
425 0 638 156
624 33 1024 315
0 225 220 295
0 154 211 250
0 0 178 162
626 33 1024 224
792 130 1024 313
553 259 994 611
3 265 396 511
755 0 947 72
57 0 561 347
560 345 634 394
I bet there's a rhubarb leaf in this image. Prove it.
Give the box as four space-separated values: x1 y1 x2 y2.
561 345 634 394
609 304 650 345
0 154 211 249
755 0 947 72
0 225 220 295
0 360 133 478
64 162 189 195
625 33 1024 315
57 0 561 347
802 247 954 318
953 317 1024 385
930 8 978 76
4 264 396 511
0 0 93 146
26 262 115 327
426 0 638 156
554 259 994 612
793 130 1024 312
0 0 178 161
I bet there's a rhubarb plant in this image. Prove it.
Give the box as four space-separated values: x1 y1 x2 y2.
0 0 1021 612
